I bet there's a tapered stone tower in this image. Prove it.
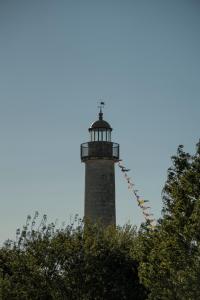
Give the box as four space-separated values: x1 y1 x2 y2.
81 106 119 226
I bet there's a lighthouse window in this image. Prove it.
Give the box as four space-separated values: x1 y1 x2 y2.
90 129 112 141
103 131 106 141
95 130 98 141
108 131 111 141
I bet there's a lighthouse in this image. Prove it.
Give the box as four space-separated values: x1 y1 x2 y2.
81 104 120 226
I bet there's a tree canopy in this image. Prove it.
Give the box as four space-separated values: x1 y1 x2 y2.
1 140 200 300
138 141 200 299
0 216 147 300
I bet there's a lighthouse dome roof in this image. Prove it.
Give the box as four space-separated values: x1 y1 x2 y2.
89 110 112 130
90 119 112 129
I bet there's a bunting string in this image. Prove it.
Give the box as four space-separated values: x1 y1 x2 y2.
118 160 156 229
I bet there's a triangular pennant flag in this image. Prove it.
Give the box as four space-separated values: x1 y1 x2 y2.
142 206 151 210
118 159 156 230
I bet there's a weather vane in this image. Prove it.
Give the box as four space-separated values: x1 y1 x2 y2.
97 100 105 111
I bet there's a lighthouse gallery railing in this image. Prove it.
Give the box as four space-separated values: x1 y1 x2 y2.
81 142 119 161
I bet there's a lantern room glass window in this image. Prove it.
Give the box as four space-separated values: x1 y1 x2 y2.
90 129 112 142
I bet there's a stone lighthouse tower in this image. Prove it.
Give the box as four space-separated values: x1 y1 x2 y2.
81 105 120 226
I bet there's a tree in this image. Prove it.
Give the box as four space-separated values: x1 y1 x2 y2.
138 141 200 300
3 141 200 300
0 214 147 300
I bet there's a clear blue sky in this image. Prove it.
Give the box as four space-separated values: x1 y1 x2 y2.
0 0 199 242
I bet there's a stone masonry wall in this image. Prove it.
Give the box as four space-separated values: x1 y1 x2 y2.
84 159 116 226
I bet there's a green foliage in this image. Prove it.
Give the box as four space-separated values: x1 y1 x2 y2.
0 215 147 300
1 140 200 299
138 141 200 300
